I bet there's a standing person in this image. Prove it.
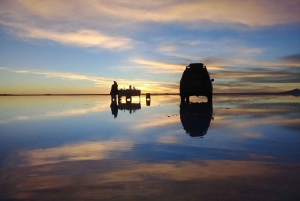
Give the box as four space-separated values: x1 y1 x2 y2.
110 81 118 101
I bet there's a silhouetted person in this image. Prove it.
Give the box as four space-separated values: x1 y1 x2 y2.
110 81 118 101
129 85 132 90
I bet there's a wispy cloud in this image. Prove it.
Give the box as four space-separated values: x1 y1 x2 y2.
0 104 109 124
131 59 185 73
1 0 300 43
158 45 178 52
17 140 134 166
281 54 300 63
1 0 300 93
0 67 178 93
19 28 135 50
132 114 179 130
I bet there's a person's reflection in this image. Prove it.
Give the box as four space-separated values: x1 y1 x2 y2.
180 99 213 137
110 99 118 118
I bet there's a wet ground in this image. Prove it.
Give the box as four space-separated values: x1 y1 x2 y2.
0 95 300 200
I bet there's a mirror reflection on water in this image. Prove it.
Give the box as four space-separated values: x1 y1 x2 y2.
0 95 300 200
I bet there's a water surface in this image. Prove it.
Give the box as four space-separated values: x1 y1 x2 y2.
0 95 300 200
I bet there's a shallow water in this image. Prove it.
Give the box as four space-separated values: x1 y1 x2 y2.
0 95 300 200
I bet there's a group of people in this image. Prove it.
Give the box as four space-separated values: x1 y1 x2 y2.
110 81 137 101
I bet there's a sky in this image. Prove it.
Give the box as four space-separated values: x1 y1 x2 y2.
0 0 300 94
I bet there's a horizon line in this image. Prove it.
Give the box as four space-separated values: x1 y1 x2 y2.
0 92 298 96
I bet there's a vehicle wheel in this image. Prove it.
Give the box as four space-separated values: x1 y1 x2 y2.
207 94 212 103
185 96 190 103
180 95 185 102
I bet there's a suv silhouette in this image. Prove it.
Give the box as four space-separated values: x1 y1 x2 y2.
180 63 214 102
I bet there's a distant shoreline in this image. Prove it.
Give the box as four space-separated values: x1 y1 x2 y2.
0 92 299 96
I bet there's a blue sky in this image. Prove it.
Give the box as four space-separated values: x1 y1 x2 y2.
0 0 300 94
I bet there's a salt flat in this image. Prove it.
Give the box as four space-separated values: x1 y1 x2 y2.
0 95 300 200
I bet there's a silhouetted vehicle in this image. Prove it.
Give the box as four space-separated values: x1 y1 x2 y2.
180 63 214 102
180 101 213 137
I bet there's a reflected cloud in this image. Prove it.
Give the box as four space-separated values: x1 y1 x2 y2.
158 136 180 144
14 140 134 166
132 114 179 130
2 158 300 200
1 95 300 200
0 104 108 124
100 160 274 182
213 106 300 132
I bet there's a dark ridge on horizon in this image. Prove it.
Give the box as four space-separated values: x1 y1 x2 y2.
0 89 299 96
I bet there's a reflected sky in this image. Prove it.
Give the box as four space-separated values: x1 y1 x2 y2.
0 95 300 200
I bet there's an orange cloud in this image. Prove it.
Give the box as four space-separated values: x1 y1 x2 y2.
0 67 178 93
20 28 135 50
16 140 134 166
1 0 299 30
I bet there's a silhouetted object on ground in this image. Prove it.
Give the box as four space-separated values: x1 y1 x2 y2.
180 100 213 137
180 63 214 103
110 81 119 101
110 99 118 118
118 87 141 100
278 88 300 97
146 93 151 106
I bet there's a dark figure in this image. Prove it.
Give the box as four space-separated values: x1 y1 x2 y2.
110 81 118 101
146 93 151 106
110 100 118 118
180 100 213 138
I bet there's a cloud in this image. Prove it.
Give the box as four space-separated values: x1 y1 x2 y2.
0 67 178 93
281 54 300 63
24 29 134 50
1 0 300 35
131 59 185 73
158 45 178 52
132 114 179 130
3 157 300 200
0 104 109 124
16 140 134 166
158 136 181 144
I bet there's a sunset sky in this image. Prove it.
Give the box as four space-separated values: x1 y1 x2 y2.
0 0 300 94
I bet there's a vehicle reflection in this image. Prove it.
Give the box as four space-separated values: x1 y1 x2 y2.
110 99 141 118
180 100 213 137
